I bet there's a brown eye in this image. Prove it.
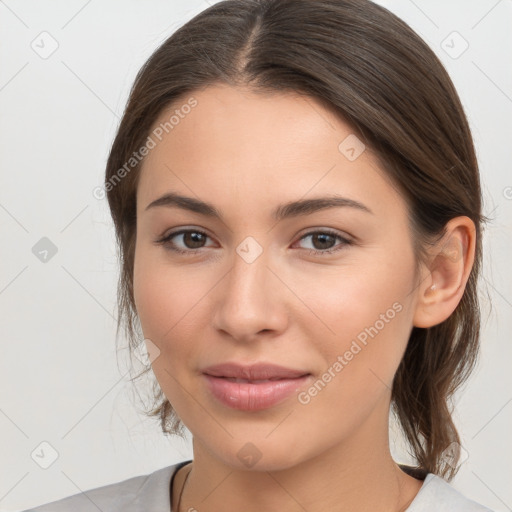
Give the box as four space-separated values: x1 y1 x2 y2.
180 231 208 249
156 229 213 254
296 230 353 256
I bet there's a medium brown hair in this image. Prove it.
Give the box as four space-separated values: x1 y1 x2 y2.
105 0 488 480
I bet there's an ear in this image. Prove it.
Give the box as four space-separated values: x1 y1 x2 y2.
412 216 476 328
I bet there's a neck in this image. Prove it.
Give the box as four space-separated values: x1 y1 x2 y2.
174 402 423 512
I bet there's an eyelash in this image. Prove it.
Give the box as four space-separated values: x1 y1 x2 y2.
155 228 353 257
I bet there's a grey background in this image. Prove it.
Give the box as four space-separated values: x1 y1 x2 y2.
0 1 511 511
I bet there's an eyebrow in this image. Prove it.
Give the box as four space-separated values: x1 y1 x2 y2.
144 192 373 220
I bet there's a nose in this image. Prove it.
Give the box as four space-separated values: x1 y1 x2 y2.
211 245 288 343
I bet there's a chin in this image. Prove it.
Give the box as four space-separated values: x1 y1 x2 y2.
196 431 311 472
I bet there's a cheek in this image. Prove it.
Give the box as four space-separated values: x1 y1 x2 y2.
133 247 204 350
133 258 205 410
293 249 416 378
291 265 415 442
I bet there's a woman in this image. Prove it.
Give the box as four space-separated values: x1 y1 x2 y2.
22 0 493 510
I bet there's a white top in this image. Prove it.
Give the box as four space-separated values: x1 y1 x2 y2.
20 460 494 512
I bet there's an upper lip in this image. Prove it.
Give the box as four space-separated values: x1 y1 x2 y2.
202 362 310 380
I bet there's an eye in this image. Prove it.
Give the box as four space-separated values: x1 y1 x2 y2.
155 228 214 255
295 229 353 256
155 228 353 256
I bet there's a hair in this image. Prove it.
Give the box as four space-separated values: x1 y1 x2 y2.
105 0 489 480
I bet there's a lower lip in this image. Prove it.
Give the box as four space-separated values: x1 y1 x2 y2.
203 374 311 411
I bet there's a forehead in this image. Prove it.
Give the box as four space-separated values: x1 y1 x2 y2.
136 83 405 220
145 83 348 159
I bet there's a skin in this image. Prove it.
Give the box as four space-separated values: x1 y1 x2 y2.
133 83 476 512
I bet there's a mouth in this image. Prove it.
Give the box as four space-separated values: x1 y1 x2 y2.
202 362 310 380
219 377 297 383
201 362 312 411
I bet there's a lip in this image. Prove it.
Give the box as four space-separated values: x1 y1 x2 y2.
202 362 309 380
202 362 311 411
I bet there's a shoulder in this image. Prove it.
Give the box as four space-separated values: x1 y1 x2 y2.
407 473 494 512
18 460 190 512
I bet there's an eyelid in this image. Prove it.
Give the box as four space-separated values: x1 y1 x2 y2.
295 227 353 243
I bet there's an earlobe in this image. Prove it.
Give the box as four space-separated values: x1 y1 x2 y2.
412 216 476 329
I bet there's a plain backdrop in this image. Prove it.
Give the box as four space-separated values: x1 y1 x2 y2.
0 1 511 511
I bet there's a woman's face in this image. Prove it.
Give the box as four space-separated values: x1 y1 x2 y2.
133 83 424 470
